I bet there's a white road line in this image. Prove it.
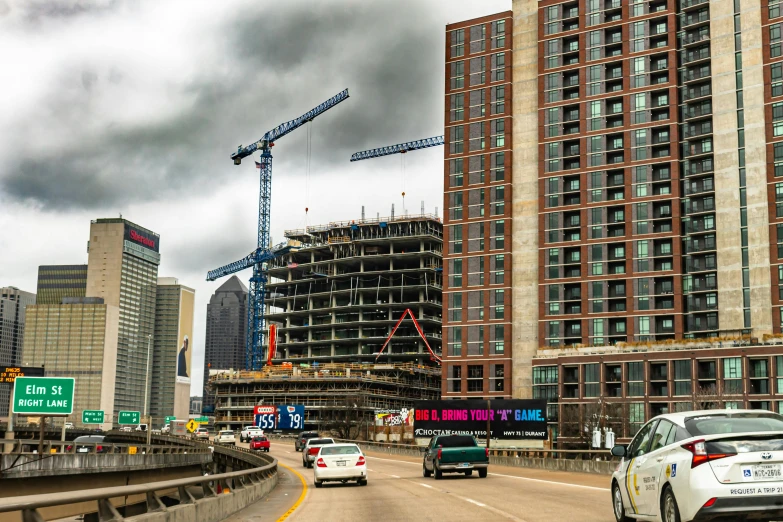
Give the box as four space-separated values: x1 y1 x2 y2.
465 498 486 507
389 474 400 478
417 482 434 489
488 472 609 492
417 482 525 521
365 455 607 491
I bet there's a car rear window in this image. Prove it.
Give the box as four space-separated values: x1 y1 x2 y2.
74 436 104 443
219 431 233 435
301 433 318 438
321 446 360 455
437 436 477 448
309 438 334 446
253 437 267 441
685 413 783 436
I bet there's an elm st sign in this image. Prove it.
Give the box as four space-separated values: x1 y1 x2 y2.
12 377 75 415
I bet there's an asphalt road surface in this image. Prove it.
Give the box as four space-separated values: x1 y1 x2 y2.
224 440 614 522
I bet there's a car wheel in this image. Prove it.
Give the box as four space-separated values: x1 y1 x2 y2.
661 486 681 522
434 463 442 480
423 464 432 478
478 468 487 478
358 479 367 486
612 482 633 522
314 480 322 488
464 470 473 477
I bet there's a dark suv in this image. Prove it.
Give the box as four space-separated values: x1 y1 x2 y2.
295 431 319 452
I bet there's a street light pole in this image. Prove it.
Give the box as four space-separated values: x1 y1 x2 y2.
144 334 152 446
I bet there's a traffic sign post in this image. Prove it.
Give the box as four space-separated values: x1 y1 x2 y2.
11 377 75 415
118 411 140 425
82 410 105 424
186 419 198 433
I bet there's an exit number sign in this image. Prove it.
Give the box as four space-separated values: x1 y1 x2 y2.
12 377 75 415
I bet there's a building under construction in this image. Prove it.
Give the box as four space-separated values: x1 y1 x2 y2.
211 363 440 435
209 213 443 434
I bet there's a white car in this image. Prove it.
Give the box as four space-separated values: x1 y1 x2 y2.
64 422 74 430
240 426 263 443
313 443 367 488
215 430 236 445
610 409 783 522
302 437 335 468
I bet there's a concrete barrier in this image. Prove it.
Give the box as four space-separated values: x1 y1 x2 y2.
119 474 279 522
348 442 616 475
1 452 212 478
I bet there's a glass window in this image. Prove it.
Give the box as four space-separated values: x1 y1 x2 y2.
627 420 656 458
650 420 675 452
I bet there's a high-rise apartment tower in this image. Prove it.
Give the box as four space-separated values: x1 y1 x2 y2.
443 12 514 399
0 287 35 418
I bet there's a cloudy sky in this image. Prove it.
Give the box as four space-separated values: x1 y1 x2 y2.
0 0 509 395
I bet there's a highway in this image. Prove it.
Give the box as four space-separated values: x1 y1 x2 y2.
225 440 615 521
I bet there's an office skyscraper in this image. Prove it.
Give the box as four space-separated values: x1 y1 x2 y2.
151 277 195 425
86 218 160 416
35 265 87 305
202 276 247 412
0 287 35 418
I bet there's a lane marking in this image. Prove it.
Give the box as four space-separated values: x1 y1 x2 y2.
488 472 609 492
418 482 434 489
366 455 607 491
390 474 400 478
276 461 308 521
416 482 525 521
465 498 486 507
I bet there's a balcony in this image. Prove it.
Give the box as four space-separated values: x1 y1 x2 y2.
682 67 712 85
682 84 711 102
682 46 710 65
681 10 709 29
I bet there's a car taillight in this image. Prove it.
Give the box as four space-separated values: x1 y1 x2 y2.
681 440 735 468
485 448 490 458
316 458 327 468
437 447 442 460
96 445 103 453
66 445 72 451
356 456 366 466
702 498 717 508
309 447 319 455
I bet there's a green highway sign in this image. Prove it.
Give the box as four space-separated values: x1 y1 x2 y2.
195 416 209 423
118 411 140 425
12 377 75 415
82 410 104 424
165 416 176 423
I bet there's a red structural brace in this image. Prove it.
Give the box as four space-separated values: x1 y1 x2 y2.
267 324 277 366
375 309 442 364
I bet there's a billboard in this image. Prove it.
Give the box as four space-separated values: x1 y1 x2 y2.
175 287 195 385
124 224 160 253
375 408 415 427
413 400 548 440
253 405 305 431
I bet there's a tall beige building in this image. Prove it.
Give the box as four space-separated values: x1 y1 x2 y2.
86 218 160 416
22 298 118 430
151 278 195 425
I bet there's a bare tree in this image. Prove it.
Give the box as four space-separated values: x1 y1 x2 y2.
690 383 729 411
558 400 631 448
322 395 367 440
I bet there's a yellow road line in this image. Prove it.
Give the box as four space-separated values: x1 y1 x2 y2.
276 461 308 521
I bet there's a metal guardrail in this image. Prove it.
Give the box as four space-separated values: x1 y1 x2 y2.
0 435 278 521
3 439 213 455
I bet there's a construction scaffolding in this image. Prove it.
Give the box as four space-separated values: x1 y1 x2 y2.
263 213 443 364
209 363 441 434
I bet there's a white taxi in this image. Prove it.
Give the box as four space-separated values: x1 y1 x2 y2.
611 410 783 522
313 443 367 488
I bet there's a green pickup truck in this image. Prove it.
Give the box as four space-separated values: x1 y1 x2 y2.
420 434 489 479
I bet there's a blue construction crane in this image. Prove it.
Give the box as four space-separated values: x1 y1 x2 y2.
208 88 350 370
350 135 443 162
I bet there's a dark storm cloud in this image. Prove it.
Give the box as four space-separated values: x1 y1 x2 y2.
0 0 444 210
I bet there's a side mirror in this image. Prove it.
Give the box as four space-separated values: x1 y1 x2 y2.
611 445 627 458
419 446 427 453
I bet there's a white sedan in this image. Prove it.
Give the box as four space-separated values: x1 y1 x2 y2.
313 443 367 488
611 409 783 522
